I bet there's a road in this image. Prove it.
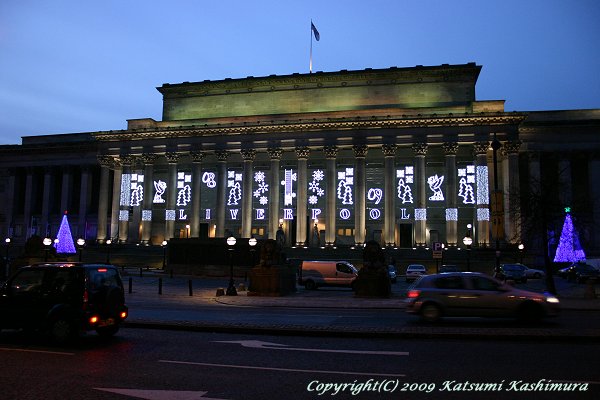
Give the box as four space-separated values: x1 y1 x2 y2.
1 328 598 400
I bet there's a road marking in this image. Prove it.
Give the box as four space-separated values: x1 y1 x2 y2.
0 347 74 356
214 340 409 356
159 360 406 377
95 388 227 400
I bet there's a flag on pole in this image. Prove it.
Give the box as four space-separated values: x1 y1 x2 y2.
311 21 320 41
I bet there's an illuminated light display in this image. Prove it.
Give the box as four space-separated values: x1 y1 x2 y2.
400 208 411 219
308 195 318 205
445 208 458 221
311 209 321 220
369 209 381 220
476 166 489 205
229 209 239 219
284 209 294 220
339 208 351 220
309 170 325 200
205 209 211 220
427 175 445 201
165 210 176 221
53 214 76 254
119 210 129 221
176 172 192 206
202 172 217 188
281 169 297 206
153 180 167 203
227 170 242 205
458 167 476 204
256 209 265 219
337 168 354 205
477 208 490 221
129 174 144 206
178 210 188 220
367 188 383 205
120 174 131 206
253 170 269 204
397 167 414 204
415 208 427 221
142 210 152 221
554 212 586 262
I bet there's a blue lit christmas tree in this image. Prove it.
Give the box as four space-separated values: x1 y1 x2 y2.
553 209 586 262
54 212 76 254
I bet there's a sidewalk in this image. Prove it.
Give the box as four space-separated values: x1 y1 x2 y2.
120 271 600 340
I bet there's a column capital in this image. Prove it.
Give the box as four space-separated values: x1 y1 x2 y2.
295 147 310 159
267 148 283 160
120 154 136 167
97 155 114 167
112 157 123 168
241 149 257 161
412 142 428 156
442 142 459 155
381 144 397 157
140 153 158 165
473 141 490 155
501 140 522 156
323 145 338 159
164 152 180 164
352 144 368 158
215 150 230 162
190 151 205 163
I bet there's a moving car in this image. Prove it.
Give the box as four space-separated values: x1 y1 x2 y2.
405 264 427 282
558 262 600 283
299 261 358 290
405 272 560 322
0 263 128 342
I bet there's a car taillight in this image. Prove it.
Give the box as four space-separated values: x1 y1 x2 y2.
120 311 128 319
407 289 421 299
89 316 98 324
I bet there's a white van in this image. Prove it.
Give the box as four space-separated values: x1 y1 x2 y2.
299 261 358 290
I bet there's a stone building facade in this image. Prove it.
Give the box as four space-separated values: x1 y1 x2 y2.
1 63 599 257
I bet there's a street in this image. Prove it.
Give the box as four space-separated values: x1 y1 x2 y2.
1 328 598 400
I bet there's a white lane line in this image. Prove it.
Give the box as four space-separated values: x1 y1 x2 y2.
159 360 405 377
0 347 75 356
214 340 409 356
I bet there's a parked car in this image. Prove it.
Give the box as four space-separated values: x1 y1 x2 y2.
405 272 560 322
495 264 528 283
439 265 461 273
521 265 545 279
299 261 358 290
558 262 600 283
387 265 398 283
405 264 427 282
0 262 128 342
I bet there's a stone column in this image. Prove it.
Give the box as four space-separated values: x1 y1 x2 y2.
382 144 397 246
443 142 459 246
324 146 338 246
5 169 16 238
241 149 256 238
164 152 179 240
96 156 112 243
413 143 428 246
215 150 229 238
40 167 54 237
78 166 91 240
190 151 205 238
353 145 368 246
558 154 573 207
527 151 542 251
267 148 283 240
295 147 310 246
118 155 134 243
589 152 600 251
501 140 521 244
140 153 158 245
23 167 34 238
110 158 122 241
474 142 491 247
59 166 73 214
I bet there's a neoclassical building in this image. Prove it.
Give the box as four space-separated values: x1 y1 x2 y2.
1 63 599 256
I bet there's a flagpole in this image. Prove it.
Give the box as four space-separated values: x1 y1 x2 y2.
309 20 313 73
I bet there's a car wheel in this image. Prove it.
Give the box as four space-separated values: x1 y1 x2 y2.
304 280 317 290
420 303 442 323
96 325 120 338
50 317 77 343
517 302 543 323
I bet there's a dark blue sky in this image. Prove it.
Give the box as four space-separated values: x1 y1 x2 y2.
1 0 599 144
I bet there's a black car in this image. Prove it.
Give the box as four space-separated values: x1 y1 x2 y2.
0 263 127 342
559 262 600 283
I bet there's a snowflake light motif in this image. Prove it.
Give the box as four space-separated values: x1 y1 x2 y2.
259 196 268 205
309 181 320 192
309 195 318 205
254 171 265 182
316 188 324 197
313 170 325 181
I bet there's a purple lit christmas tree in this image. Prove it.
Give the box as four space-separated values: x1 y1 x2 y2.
54 213 76 254
553 211 586 262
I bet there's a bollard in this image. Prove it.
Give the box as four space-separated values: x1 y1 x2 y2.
188 280 193 296
128 277 132 294
158 278 163 295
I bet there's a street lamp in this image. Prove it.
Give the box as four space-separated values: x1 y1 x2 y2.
185 224 190 238
249 237 258 268
162 240 168 269
43 237 52 262
226 236 237 296
462 235 472 272
76 238 85 262
105 239 112 264
518 243 525 264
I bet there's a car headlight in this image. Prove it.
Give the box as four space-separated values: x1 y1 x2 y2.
545 296 560 304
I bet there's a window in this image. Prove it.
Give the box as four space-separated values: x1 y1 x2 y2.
11 269 45 294
433 276 464 289
471 276 501 291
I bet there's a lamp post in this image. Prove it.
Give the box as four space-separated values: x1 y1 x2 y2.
226 236 237 296
4 237 10 278
76 238 85 262
249 237 257 268
185 224 190 238
162 240 168 269
518 243 524 264
43 237 52 262
105 239 112 264
462 235 472 272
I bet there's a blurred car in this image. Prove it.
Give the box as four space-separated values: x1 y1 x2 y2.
558 262 600 283
405 272 560 322
0 262 127 342
495 264 528 283
387 265 398 283
405 264 427 282
522 265 545 279
439 265 460 273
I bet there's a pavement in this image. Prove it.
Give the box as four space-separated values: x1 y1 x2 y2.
120 269 600 340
